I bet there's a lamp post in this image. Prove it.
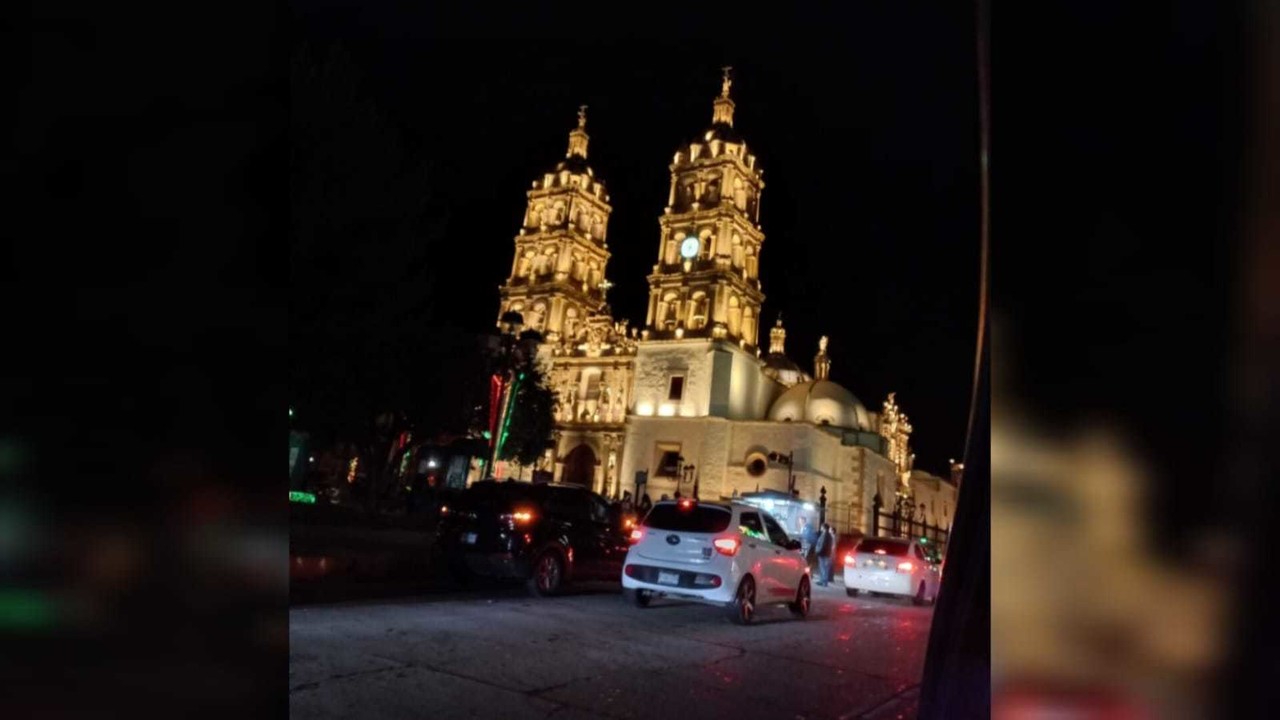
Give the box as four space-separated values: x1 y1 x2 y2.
674 455 685 497
683 463 697 499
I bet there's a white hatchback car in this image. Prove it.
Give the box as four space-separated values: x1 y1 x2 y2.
842 536 942 605
622 499 811 624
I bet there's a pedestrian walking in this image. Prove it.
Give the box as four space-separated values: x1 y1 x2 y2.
800 516 819 569
822 524 837 585
815 522 834 586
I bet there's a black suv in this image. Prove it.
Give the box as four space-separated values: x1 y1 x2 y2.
437 480 631 596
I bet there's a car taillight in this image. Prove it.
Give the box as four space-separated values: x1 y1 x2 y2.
843 553 856 565
629 528 644 544
624 565 637 577
897 561 914 573
501 508 536 526
713 537 740 556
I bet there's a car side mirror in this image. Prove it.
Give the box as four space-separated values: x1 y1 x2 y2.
785 539 802 551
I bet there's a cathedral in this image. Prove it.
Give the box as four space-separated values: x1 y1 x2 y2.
492 69 956 537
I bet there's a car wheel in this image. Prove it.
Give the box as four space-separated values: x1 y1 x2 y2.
527 550 565 597
629 588 652 608
845 588 859 597
726 575 756 625
912 581 927 606
789 576 810 618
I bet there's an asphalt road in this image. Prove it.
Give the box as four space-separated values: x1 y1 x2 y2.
290 579 931 719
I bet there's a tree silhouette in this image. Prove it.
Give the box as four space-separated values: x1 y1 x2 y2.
498 360 555 469
290 41 468 510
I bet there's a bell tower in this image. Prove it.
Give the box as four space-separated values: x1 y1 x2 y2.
498 106 615 344
644 67 766 349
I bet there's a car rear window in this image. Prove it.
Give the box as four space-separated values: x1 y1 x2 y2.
643 503 732 533
855 539 911 556
461 482 543 512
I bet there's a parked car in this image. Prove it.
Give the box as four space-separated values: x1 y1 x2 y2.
622 499 811 624
437 480 631 596
842 536 941 605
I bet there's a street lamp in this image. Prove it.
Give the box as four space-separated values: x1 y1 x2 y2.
682 463 697 499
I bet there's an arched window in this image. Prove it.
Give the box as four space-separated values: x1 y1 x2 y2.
689 292 709 330
527 302 547 331
678 178 694 208
661 291 680 329
563 307 580 340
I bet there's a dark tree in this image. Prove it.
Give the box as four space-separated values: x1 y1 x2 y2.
290 41 464 511
498 361 555 468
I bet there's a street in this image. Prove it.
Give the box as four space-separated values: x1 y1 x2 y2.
290 579 930 719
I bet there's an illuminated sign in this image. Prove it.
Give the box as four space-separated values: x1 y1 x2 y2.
290 491 317 504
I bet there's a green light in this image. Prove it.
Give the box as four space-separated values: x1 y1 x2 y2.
290 491 316 504
482 430 492 440
289 408 294 417
0 589 55 630
495 373 523 459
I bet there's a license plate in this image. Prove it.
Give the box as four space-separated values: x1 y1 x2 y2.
463 532 477 545
657 571 679 585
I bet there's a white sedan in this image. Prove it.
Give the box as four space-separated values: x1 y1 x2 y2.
622 499 811 624
843 537 941 605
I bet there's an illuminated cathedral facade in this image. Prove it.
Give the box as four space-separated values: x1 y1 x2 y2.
493 70 956 536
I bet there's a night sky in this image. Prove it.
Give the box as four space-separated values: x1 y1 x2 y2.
294 3 982 475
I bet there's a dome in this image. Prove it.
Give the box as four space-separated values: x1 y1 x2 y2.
762 353 810 388
768 379 871 430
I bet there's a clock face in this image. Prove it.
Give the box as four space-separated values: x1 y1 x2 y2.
680 237 700 259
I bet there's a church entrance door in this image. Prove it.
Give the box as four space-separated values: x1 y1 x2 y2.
561 445 597 489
